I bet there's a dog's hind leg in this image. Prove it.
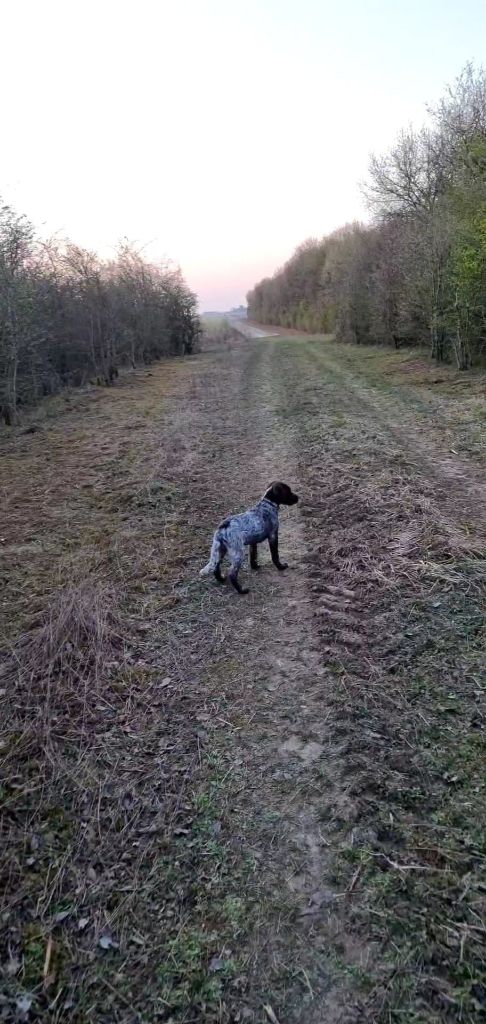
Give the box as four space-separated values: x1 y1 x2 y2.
214 539 226 583
200 531 226 582
228 542 248 594
229 563 248 594
250 543 259 570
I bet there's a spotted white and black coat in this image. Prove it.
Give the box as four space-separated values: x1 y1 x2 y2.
200 481 299 594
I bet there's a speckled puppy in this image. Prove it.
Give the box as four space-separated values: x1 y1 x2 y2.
200 481 299 594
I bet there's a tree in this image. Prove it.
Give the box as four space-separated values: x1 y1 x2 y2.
0 202 200 423
0 204 36 424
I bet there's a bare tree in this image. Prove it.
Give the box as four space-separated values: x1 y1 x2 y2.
0 202 200 423
0 205 36 424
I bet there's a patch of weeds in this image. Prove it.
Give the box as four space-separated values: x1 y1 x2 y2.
22 924 47 987
151 749 259 1019
201 657 241 686
221 895 246 928
158 926 234 1011
21 925 68 1003
334 646 486 1023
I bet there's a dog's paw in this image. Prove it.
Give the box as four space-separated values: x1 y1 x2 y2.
277 561 288 571
250 563 260 571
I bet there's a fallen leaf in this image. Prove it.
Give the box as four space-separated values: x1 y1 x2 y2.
16 994 33 1018
52 910 70 924
209 956 225 972
299 740 324 764
5 957 21 976
77 917 89 931
238 1008 253 1021
99 934 118 950
279 734 303 756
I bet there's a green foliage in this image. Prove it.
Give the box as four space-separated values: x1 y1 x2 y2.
247 237 330 330
157 927 233 1010
443 139 486 366
248 64 486 368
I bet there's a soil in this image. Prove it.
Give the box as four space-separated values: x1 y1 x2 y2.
1 333 485 1023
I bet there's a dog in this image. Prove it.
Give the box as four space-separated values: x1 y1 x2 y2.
200 481 299 594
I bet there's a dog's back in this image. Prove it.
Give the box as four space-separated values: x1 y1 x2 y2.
200 500 277 581
218 500 278 546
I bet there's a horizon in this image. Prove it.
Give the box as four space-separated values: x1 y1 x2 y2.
2 0 486 311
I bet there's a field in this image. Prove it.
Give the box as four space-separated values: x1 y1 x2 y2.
1 332 485 1023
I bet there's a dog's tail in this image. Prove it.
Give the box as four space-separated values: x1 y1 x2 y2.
200 533 224 576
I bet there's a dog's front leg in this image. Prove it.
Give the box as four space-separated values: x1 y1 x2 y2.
250 543 260 570
269 531 288 571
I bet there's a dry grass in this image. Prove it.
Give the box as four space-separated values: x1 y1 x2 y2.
0 350 268 1022
269 336 486 1022
14 580 122 688
1 579 126 820
0 334 485 1023
1 371 178 1016
200 317 243 352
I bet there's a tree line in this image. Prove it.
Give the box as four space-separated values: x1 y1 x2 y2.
0 204 200 424
247 65 486 368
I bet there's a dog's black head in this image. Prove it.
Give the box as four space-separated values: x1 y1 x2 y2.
264 481 299 506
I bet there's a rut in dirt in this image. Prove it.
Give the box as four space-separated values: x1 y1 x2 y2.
149 338 344 1017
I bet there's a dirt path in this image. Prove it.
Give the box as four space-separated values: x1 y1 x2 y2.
1 334 485 1023
229 320 280 338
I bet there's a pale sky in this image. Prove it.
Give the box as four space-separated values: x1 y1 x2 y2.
2 0 486 311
